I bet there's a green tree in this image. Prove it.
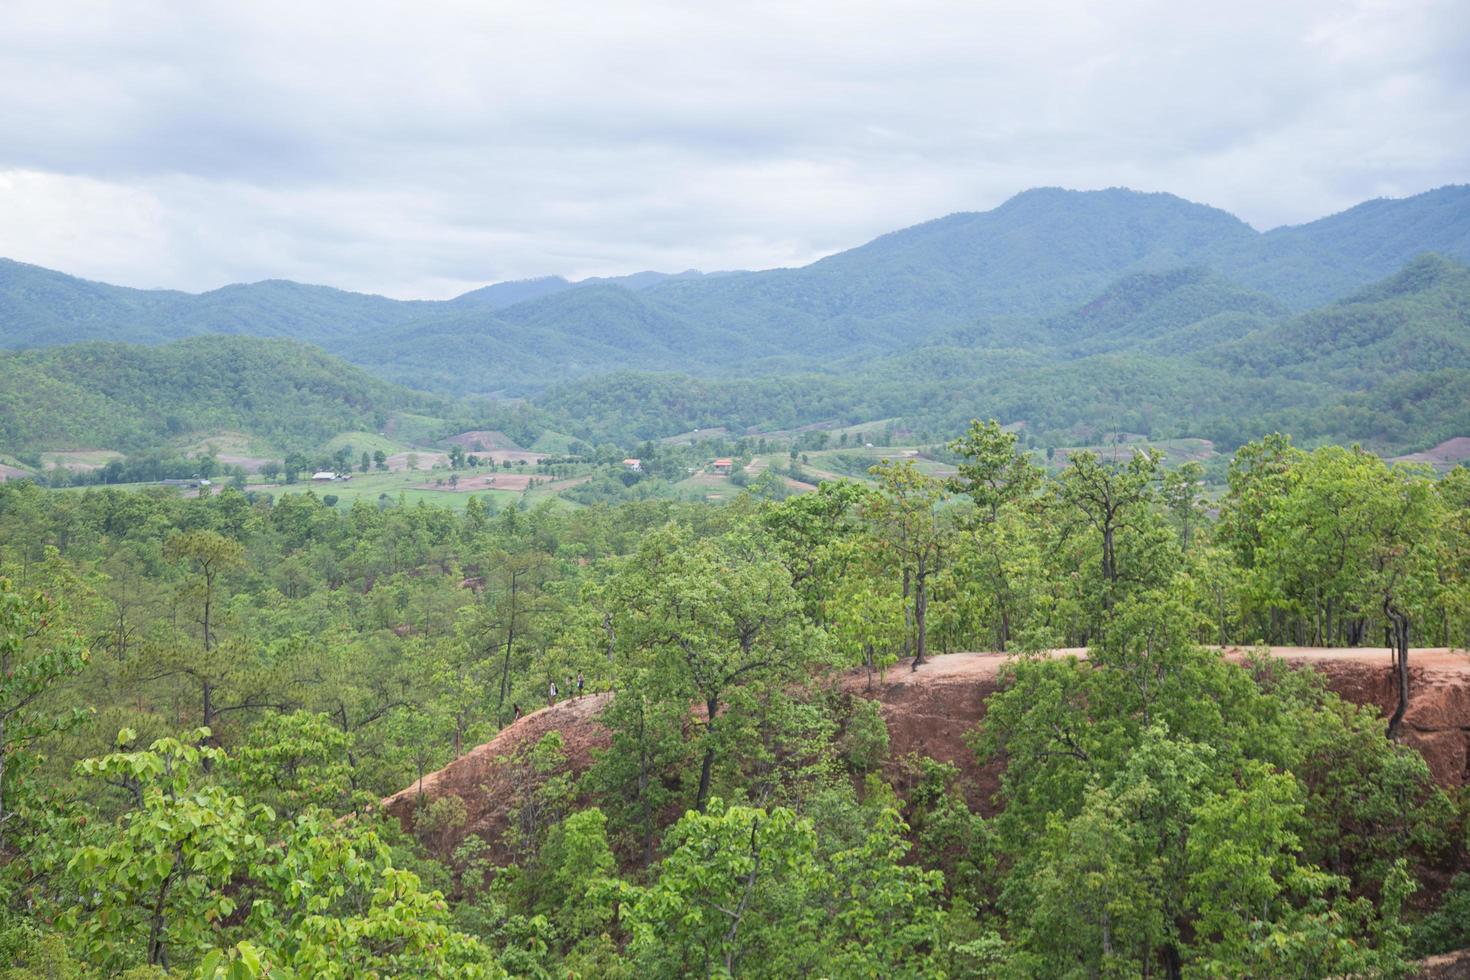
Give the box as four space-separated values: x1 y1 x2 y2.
1258 447 1442 736
864 460 948 669
948 418 1041 522
0 576 88 848
62 729 272 971
606 525 821 812
1052 447 1166 621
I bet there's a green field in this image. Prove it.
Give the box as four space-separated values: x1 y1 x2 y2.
322 430 415 456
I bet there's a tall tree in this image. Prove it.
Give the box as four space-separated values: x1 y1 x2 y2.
949 419 1044 650
1052 447 1164 621
607 525 820 812
864 461 948 669
1259 447 1442 737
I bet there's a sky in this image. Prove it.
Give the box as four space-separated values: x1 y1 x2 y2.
1 1 1467 299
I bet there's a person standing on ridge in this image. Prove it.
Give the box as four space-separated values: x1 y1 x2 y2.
548 680 557 706
577 671 585 699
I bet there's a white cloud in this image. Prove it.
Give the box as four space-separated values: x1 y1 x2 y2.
0 0 1466 297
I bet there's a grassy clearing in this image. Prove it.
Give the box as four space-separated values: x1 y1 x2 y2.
178 431 277 457
385 412 448 446
41 449 125 470
528 430 582 453
323 430 414 456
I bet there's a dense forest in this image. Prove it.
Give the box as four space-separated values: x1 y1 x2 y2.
2 426 1468 977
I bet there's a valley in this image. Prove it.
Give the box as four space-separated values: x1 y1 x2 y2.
5 185 1470 978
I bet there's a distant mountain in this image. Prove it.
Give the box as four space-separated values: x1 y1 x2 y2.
1019 267 1286 355
1212 185 1470 307
535 255 1470 453
3 185 1469 396
4 252 1469 460
448 276 575 310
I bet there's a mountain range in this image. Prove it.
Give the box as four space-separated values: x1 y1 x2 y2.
2 183 1469 455
3 184 1468 394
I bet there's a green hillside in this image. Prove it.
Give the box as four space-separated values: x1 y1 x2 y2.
1036 266 1287 354
535 255 1470 452
8 252 1466 462
0 335 447 455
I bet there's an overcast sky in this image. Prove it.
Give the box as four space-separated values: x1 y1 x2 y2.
1 1 1467 299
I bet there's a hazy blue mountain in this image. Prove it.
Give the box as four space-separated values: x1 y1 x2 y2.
3 186 1469 394
448 276 576 309
1210 184 1470 308
1037 267 1287 355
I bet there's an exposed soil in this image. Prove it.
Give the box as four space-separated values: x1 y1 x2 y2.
382 647 1470 857
385 451 451 472
380 693 612 850
1393 437 1470 470
1415 949 1470 978
0 463 29 481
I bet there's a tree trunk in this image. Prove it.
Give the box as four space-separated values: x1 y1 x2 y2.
912 559 928 670
696 696 719 813
1162 943 1182 980
1384 598 1411 740
901 567 912 660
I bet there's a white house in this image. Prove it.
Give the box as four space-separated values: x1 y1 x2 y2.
312 471 337 482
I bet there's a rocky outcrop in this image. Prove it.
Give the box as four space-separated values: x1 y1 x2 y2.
382 649 1470 849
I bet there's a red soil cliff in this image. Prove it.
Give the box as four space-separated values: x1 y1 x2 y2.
382 648 1470 846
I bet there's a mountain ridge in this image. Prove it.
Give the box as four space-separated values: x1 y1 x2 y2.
3 185 1470 396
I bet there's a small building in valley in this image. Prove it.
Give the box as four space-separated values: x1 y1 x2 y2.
712 458 733 475
312 471 338 482
622 458 642 473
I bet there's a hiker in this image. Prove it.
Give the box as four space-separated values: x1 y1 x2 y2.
512 703 522 721
548 680 558 706
577 671 585 699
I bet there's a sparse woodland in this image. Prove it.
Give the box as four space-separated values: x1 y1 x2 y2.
2 423 1469 977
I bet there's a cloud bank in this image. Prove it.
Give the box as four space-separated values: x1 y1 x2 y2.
2 0 1467 297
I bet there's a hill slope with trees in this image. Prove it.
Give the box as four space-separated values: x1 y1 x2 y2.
3 185 1468 394
0 335 447 455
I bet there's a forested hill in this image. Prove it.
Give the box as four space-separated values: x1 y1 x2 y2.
3 253 1468 459
0 335 446 454
538 254 1470 450
2 185 1468 393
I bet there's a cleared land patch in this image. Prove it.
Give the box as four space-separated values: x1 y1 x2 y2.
445 429 521 451
1392 436 1470 471
41 449 124 471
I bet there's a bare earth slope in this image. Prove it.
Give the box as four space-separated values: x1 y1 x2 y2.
383 648 1470 851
